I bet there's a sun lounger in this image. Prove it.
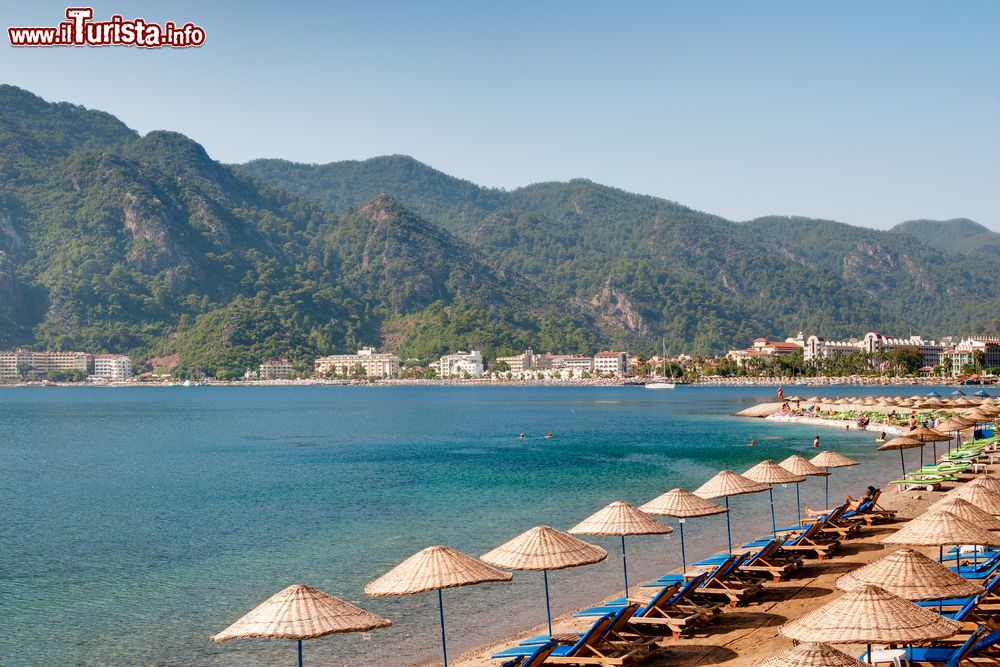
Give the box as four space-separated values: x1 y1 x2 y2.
644 553 759 607
917 574 1000 611
499 641 559 667
867 625 986 667
889 474 957 492
492 608 654 665
644 555 737 587
577 574 722 639
951 553 1000 580
692 538 801 582
745 522 839 560
842 489 897 525
521 602 652 647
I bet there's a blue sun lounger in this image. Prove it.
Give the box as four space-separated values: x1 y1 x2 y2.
498 641 558 667
492 610 654 664
950 553 1000 580
517 603 646 647
917 574 1000 610
898 626 1000 667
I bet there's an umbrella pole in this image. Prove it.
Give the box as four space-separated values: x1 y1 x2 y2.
795 483 801 526
824 471 830 508
438 588 448 667
867 643 873 665
679 520 686 573
899 447 906 477
298 639 302 667
725 497 733 554
932 442 937 463
621 535 629 597
768 487 776 536
543 570 553 637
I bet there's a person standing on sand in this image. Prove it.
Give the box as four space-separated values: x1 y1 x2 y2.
813 435 820 448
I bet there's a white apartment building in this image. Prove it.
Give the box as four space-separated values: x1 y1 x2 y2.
434 351 484 378
801 332 946 368
93 354 133 380
593 351 629 376
259 357 294 380
0 350 92 379
315 347 401 379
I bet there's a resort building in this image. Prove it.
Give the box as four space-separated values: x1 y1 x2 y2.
941 337 1000 376
93 354 133 381
495 349 535 373
561 355 595 372
803 335 864 362
0 350 93 379
433 351 485 378
314 347 401 379
727 338 803 367
259 357 294 380
861 333 945 368
593 351 630 376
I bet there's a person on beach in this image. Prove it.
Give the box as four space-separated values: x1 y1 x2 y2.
908 415 917 429
813 435 820 448
777 385 784 400
805 495 866 516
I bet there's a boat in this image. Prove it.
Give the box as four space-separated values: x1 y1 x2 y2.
645 340 677 390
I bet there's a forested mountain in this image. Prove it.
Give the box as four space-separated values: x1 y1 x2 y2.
3 83 998 374
0 85 598 374
240 156 1000 354
890 218 1000 258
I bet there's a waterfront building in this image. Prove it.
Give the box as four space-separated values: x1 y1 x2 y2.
314 347 401 379
434 351 484 378
0 350 93 379
495 349 534 373
941 337 1000 376
93 354 133 380
259 357 294 380
727 338 803 367
593 351 629 376
803 335 864 362
861 332 945 368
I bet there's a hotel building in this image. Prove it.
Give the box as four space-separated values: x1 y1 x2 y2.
433 351 484 378
314 347 401 379
93 354 133 380
259 357 294 380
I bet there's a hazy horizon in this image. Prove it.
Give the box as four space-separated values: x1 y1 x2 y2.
2 1 997 230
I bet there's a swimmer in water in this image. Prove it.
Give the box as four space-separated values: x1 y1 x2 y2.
545 432 553 439
518 433 525 439
749 439 757 447
876 432 886 442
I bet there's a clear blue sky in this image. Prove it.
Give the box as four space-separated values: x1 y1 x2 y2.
1 1 997 230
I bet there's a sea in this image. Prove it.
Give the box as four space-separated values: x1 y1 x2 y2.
0 384 952 666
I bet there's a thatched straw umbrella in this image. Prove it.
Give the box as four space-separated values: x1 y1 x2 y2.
780 584 961 665
883 508 1000 566
936 416 974 453
809 451 859 508
905 427 950 465
930 496 1000 530
365 546 511 666
481 526 606 636
640 488 726 572
743 460 805 535
877 436 924 477
569 501 671 596
694 471 769 554
780 455 831 524
966 475 1000 495
836 549 982 601
211 584 392 667
755 643 867 667
949 484 1000 515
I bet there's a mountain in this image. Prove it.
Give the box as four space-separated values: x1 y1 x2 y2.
240 156 1000 354
0 85 597 374
890 218 1000 258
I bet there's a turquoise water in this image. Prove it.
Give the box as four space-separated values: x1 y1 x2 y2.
0 385 934 666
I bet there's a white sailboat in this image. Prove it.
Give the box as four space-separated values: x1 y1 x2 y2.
645 340 676 389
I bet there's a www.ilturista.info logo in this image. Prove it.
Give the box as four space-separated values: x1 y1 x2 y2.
8 7 205 48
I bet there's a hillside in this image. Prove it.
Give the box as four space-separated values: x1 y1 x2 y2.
890 218 1000 258
240 156 1000 354
0 85 597 373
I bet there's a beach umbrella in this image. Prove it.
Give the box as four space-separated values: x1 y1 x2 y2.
481 526 606 637
882 509 1000 566
936 416 974 453
966 475 1000 495
975 390 991 398
809 450 859 508
836 549 982 607
754 643 867 667
693 471 769 554
929 496 1000 531
779 455 831 525
925 390 942 398
951 389 966 396
211 584 391 667
365 546 511 667
568 501 671 597
949 484 1000 515
877 436 924 477
905 427 950 465
787 395 805 403
640 488 726 572
780 584 961 665
743 460 805 536
965 408 995 423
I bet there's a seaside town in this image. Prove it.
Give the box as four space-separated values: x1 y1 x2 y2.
5 331 1000 386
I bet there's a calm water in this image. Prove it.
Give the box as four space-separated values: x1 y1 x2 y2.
0 385 939 666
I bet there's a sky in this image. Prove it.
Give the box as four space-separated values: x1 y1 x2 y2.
1 1 997 230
